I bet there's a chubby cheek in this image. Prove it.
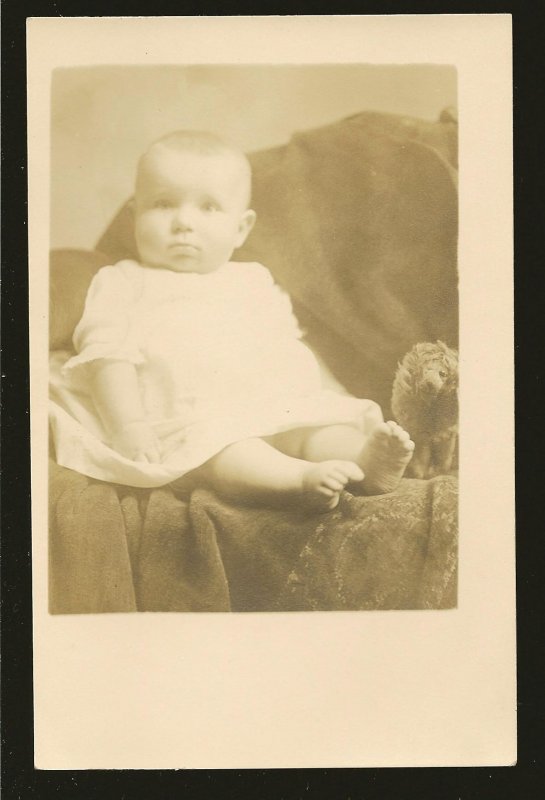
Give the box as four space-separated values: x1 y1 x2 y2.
212 220 244 251
135 218 165 256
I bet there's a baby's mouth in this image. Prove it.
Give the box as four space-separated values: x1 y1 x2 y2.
169 242 200 253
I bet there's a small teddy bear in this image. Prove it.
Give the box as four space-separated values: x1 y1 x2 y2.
391 341 458 480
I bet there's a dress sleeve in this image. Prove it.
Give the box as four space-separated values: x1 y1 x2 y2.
251 262 304 341
62 263 145 373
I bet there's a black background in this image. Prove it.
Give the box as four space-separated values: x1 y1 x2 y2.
2 1 543 797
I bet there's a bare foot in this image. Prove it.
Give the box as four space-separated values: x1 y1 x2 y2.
359 421 415 495
301 460 364 512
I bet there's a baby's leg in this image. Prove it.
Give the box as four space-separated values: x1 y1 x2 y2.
199 437 363 512
276 421 415 495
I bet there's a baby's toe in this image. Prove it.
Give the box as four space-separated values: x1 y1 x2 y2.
328 465 356 484
386 421 413 447
375 422 396 440
396 431 414 451
323 476 345 492
337 462 364 483
394 438 414 457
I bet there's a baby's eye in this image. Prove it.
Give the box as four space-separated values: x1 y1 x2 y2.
153 198 174 210
201 201 220 212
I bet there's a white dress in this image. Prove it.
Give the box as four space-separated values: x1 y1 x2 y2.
50 260 382 487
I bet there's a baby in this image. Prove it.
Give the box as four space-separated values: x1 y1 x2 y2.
50 131 414 511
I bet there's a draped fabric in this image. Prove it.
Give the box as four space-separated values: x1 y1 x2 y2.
50 460 457 613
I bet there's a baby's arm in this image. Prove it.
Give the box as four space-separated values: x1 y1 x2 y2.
89 359 161 463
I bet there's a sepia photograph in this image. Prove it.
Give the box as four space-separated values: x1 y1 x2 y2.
48 62 459 614
27 16 514 770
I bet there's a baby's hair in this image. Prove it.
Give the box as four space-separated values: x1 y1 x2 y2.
153 129 245 158
137 130 253 207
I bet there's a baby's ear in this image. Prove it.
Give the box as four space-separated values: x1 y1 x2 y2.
127 198 136 215
236 208 256 246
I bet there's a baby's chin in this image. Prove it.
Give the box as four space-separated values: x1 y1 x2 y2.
142 257 224 275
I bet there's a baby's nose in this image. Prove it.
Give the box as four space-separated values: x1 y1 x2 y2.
171 205 196 230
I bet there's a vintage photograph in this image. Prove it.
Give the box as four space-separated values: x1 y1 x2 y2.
48 63 459 614
27 15 515 771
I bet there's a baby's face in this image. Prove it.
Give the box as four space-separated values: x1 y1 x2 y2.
134 147 255 274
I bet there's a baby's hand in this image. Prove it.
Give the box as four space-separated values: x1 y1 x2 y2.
111 420 162 463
